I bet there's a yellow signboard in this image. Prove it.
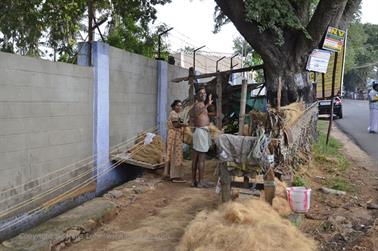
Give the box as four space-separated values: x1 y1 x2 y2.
323 26 346 52
310 40 346 99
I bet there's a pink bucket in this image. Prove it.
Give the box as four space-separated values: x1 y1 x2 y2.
286 187 311 213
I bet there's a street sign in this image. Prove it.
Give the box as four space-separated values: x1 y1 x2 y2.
322 26 345 52
310 34 347 99
306 49 331 73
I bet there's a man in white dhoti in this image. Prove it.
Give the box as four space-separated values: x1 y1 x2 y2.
189 87 213 188
368 81 378 133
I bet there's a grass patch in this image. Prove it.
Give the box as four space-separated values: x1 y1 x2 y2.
326 177 354 192
292 175 308 187
311 120 353 192
313 120 350 172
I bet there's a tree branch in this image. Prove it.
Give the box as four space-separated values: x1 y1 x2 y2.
293 0 349 67
294 0 361 68
338 0 362 29
306 0 348 49
214 0 283 68
288 0 311 25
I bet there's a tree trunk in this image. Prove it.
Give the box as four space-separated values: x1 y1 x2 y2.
214 0 361 107
263 56 314 107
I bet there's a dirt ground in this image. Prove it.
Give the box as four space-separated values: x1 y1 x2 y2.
64 160 220 251
64 126 378 251
300 126 378 251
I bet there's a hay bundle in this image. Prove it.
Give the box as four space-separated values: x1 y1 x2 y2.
183 123 222 145
177 199 316 251
272 197 292 218
279 102 305 128
242 124 250 136
275 178 288 199
250 110 268 127
208 123 222 140
183 127 193 145
128 133 165 164
247 110 268 136
270 178 292 217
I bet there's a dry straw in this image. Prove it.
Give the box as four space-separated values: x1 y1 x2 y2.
177 198 316 251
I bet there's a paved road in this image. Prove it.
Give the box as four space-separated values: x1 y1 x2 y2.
335 99 378 165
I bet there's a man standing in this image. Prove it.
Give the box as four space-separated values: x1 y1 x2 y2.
368 81 378 133
189 87 213 187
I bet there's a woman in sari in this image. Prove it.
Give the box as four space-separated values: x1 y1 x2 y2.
164 100 187 182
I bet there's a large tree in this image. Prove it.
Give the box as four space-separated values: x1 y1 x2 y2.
0 0 171 60
214 0 362 105
344 22 378 92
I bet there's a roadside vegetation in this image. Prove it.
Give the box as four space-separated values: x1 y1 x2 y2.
313 120 353 192
293 120 353 192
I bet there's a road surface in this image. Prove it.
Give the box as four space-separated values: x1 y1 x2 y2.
335 99 378 165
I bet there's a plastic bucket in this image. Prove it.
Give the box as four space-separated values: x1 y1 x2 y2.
286 187 311 213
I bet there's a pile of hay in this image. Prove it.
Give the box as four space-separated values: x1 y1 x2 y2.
183 123 222 145
272 178 292 217
279 102 305 128
128 133 165 164
177 199 316 251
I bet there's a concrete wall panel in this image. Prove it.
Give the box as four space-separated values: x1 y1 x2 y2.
0 52 94 219
108 47 188 148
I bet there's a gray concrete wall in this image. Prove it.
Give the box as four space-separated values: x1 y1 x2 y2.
167 64 188 114
109 47 157 148
109 47 188 148
0 52 94 218
0 45 188 239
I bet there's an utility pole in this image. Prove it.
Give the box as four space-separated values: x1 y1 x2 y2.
238 47 252 135
215 56 226 129
88 0 93 66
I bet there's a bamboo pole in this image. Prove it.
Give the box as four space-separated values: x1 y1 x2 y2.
238 78 248 135
277 76 282 110
216 73 223 129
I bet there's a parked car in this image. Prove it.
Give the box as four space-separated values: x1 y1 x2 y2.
318 96 343 119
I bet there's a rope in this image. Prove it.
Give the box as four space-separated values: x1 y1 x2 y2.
0 128 158 217
0 130 157 232
0 126 158 197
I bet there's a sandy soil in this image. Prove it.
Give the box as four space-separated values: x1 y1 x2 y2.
64 160 219 251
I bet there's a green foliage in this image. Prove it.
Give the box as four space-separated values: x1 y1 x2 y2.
315 121 342 154
233 36 264 82
107 22 169 59
0 0 171 60
313 120 353 192
314 121 350 172
292 176 307 187
326 177 354 192
244 0 310 45
344 22 378 91
0 0 44 55
42 0 87 59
